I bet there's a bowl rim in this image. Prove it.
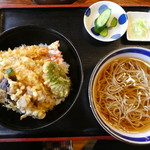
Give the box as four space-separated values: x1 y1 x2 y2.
0 25 84 131
83 1 128 42
88 46 150 145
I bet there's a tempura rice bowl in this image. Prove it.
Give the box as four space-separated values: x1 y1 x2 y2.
0 25 83 130
89 47 150 144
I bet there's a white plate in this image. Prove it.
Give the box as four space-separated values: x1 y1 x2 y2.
127 11 150 41
83 1 128 42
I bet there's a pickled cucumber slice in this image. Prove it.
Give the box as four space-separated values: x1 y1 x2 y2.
94 8 111 33
100 27 108 37
110 17 118 27
43 61 71 98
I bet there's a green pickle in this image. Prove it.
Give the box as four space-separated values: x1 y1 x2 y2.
93 8 118 37
94 8 111 33
100 27 108 37
110 17 118 27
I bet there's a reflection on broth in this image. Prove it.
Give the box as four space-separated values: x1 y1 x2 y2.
93 57 150 133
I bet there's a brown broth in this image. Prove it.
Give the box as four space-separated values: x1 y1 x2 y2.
93 57 150 133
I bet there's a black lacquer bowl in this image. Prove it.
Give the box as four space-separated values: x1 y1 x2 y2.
0 25 83 130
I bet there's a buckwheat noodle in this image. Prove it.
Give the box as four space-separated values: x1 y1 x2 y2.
94 57 150 133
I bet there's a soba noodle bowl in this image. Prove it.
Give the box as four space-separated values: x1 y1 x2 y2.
93 57 150 133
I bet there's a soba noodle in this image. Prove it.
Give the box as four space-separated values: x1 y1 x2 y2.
94 57 150 133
